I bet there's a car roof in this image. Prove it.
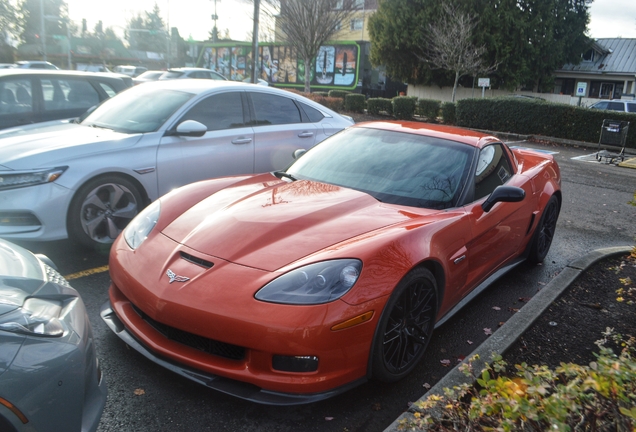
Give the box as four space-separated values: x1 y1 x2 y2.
0 69 129 80
354 121 499 148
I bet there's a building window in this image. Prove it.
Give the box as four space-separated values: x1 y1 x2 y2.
350 18 363 30
582 49 595 62
354 0 365 7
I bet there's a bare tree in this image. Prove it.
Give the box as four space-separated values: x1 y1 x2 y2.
416 3 497 102
277 0 360 93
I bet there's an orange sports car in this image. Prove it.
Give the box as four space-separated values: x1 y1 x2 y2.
101 121 561 405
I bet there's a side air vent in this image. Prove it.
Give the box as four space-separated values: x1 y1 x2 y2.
180 252 213 269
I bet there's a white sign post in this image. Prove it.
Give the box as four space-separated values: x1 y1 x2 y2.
478 78 490 98
575 82 587 106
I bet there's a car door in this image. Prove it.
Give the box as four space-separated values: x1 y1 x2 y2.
247 91 317 173
0 76 37 129
463 143 533 292
156 91 254 196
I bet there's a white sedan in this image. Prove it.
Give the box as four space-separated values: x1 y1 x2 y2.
0 80 353 248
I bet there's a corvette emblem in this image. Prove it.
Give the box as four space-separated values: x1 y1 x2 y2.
166 269 189 284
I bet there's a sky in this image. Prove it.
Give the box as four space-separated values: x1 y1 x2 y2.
65 0 636 43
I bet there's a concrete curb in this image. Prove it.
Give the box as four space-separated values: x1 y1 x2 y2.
383 246 634 432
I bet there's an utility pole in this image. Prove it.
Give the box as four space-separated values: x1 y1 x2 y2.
250 0 260 84
40 0 46 61
211 0 220 43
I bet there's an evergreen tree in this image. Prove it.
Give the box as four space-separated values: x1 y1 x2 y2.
18 0 68 45
126 3 167 54
369 0 592 91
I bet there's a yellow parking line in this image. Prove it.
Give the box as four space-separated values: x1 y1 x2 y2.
64 265 110 280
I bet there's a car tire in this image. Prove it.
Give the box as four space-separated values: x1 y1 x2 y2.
371 267 438 383
527 195 560 264
67 175 144 248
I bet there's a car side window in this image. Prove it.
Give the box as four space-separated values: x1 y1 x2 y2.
628 104 636 113
298 101 325 123
42 78 100 111
474 143 513 202
0 78 33 114
592 101 608 110
98 82 117 98
250 92 302 125
607 102 625 111
179 92 245 131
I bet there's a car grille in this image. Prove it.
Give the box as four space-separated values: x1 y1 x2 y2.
131 304 245 361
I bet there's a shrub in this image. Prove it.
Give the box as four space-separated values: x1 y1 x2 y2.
344 93 366 113
328 89 350 99
441 102 456 125
400 331 636 431
417 99 442 120
320 96 344 112
312 91 329 97
455 97 636 148
367 98 393 115
392 96 416 120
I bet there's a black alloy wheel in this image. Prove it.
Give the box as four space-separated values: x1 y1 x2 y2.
372 268 438 382
527 195 560 264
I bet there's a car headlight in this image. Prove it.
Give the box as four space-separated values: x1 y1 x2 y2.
0 297 64 337
255 259 362 305
0 167 67 191
124 200 161 250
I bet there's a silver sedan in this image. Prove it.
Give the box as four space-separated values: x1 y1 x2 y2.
0 80 354 248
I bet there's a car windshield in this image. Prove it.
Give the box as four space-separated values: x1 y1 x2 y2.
287 127 474 210
81 87 193 133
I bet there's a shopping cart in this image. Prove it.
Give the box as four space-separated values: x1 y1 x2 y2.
596 119 629 164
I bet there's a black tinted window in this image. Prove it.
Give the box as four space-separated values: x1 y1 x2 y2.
180 92 245 131
299 101 325 123
250 92 301 126
474 144 513 201
627 104 636 113
0 78 33 114
42 78 99 111
607 102 625 111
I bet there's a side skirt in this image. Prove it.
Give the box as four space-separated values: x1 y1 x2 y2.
434 257 526 329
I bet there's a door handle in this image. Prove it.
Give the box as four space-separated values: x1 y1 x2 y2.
231 137 253 145
297 131 314 138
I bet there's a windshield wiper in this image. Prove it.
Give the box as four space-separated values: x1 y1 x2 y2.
274 171 297 181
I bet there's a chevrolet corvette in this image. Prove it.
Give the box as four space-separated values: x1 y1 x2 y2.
101 121 561 405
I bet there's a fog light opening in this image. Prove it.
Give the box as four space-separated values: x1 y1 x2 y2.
272 355 319 373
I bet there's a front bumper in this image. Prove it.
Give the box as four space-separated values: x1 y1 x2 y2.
100 301 365 405
0 182 71 241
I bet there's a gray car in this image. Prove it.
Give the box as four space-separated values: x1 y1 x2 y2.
0 69 133 129
0 239 106 431
0 79 354 248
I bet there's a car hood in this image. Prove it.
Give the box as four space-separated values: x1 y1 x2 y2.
161 176 415 271
0 123 140 170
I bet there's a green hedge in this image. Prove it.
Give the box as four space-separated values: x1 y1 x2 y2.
417 99 442 120
441 102 456 125
312 91 329 97
367 98 393 115
328 90 350 99
456 97 636 148
344 93 366 113
392 96 416 120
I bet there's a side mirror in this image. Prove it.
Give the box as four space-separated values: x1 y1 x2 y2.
293 148 307 160
482 186 525 212
174 120 207 137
